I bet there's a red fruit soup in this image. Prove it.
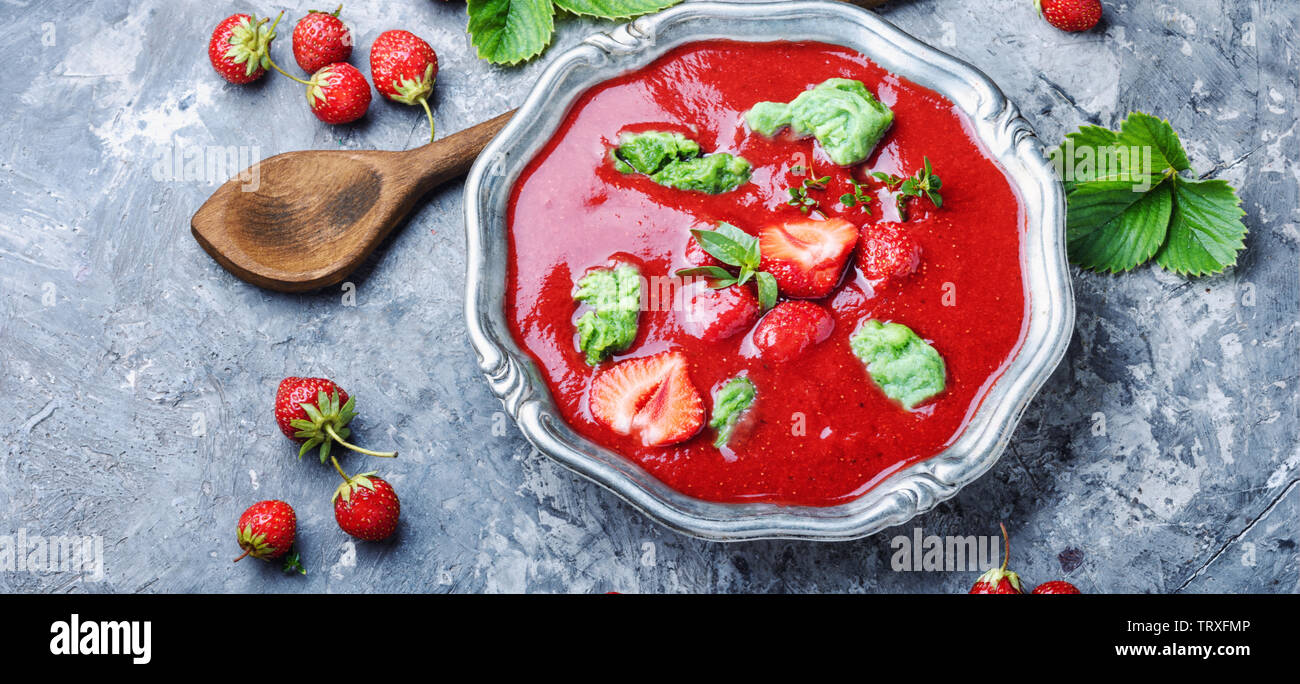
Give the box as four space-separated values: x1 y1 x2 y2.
505 41 1027 506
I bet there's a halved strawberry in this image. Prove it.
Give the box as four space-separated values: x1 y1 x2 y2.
857 221 921 282
758 217 857 298
589 351 704 447
750 301 834 363
678 280 760 343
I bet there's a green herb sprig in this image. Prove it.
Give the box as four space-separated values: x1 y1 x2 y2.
839 178 873 210
873 157 942 221
1056 112 1246 276
786 175 830 214
675 222 778 310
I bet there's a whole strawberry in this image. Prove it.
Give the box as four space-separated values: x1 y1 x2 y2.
969 523 1024 594
292 6 354 74
1032 580 1082 594
333 473 401 541
208 13 279 84
1035 0 1102 32
307 62 372 124
274 377 396 462
369 30 439 141
234 500 296 561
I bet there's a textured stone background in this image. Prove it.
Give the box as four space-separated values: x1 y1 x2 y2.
1 0 1296 593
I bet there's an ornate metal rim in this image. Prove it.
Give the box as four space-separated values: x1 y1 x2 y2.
463 1 1073 541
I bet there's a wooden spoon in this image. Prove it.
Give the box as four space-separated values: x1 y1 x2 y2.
191 0 889 293
191 110 513 292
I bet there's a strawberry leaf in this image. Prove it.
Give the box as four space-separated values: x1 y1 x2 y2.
467 0 554 66
1115 111 1191 175
1067 180 1173 273
553 0 682 19
1155 178 1247 276
1060 113 1247 277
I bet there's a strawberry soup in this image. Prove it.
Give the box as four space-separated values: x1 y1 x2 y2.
505 40 1027 506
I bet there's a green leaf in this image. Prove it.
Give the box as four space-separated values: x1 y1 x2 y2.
1155 178 1247 276
553 0 682 19
467 0 555 66
691 227 749 268
1066 180 1173 273
1116 111 1191 175
755 271 777 311
675 266 733 280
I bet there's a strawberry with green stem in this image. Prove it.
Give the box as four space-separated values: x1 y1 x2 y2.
248 12 371 125
292 5 354 74
209 13 279 84
969 523 1024 594
329 457 401 542
274 377 397 463
234 500 296 562
873 157 943 221
370 30 440 142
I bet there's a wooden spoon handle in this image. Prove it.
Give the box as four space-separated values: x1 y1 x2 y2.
407 110 515 193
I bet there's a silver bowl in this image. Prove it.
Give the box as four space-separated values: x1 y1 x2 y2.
464 0 1073 540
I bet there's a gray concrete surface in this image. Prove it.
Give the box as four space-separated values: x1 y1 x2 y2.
0 0 1296 593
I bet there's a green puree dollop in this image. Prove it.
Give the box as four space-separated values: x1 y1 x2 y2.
611 131 751 194
574 264 641 365
708 376 756 448
744 78 894 166
850 320 946 409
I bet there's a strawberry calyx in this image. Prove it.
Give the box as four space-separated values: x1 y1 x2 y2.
225 13 277 79
281 550 306 575
972 566 1023 593
971 522 1023 593
234 525 277 562
307 4 344 17
305 65 340 107
289 390 397 462
388 63 435 105
387 63 437 142
332 470 380 504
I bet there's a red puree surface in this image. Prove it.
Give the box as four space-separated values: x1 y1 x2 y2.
505 41 1027 506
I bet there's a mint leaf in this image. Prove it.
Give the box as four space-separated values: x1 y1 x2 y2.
1155 178 1247 276
1067 180 1173 273
691 227 750 268
675 265 734 281
553 0 682 19
467 0 554 66
755 271 777 311
1115 111 1191 175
